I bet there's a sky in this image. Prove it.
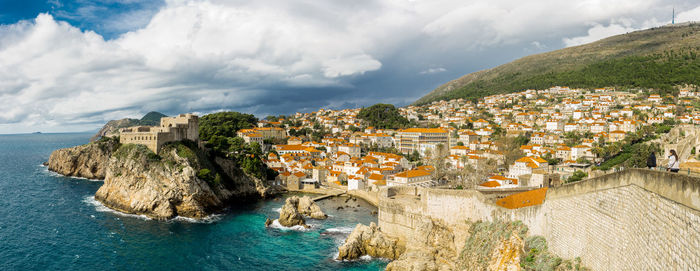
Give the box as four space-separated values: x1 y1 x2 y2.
1 0 700 134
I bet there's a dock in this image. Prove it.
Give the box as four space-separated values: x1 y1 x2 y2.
312 191 346 202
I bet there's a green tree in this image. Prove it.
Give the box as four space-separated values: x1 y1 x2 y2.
357 103 410 129
567 170 588 183
199 112 257 141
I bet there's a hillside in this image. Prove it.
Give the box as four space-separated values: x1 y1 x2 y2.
138 111 168 126
415 23 700 105
89 111 167 142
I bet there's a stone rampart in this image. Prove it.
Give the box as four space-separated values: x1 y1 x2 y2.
378 169 700 270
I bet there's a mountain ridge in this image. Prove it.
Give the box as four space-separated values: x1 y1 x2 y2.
89 111 167 142
415 23 700 105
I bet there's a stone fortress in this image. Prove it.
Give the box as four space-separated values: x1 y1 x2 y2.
119 113 199 154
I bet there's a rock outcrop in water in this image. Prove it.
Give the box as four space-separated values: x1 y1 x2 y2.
297 196 327 219
336 222 404 261
47 137 120 179
273 195 327 228
277 196 308 227
49 139 278 220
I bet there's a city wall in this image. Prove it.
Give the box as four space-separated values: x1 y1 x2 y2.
378 169 700 270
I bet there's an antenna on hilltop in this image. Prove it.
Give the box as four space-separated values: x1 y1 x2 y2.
672 8 675 24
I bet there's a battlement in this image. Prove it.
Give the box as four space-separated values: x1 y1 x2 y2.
378 169 700 270
119 113 199 154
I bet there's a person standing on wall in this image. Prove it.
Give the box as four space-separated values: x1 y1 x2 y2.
647 152 657 170
667 150 680 173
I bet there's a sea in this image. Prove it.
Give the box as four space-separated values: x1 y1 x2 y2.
0 133 387 270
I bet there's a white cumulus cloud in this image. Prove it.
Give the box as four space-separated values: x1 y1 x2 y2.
0 0 699 133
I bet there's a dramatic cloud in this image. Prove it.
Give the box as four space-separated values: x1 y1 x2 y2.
563 20 643 47
0 0 699 133
564 4 700 47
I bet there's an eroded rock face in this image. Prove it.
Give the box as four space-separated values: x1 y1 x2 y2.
95 146 220 220
297 196 327 219
93 143 275 220
386 218 456 271
47 138 119 179
278 196 307 227
336 222 404 261
384 250 440 271
213 157 278 199
488 232 524 271
49 139 277 220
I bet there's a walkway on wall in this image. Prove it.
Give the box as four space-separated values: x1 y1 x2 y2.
312 191 346 202
548 168 700 211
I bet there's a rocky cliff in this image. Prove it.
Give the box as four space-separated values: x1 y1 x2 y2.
47 137 120 179
335 218 586 270
94 142 275 220
385 218 457 271
49 138 277 220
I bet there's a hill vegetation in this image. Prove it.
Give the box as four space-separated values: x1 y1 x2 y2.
198 111 275 180
415 23 700 105
137 111 167 126
357 103 411 129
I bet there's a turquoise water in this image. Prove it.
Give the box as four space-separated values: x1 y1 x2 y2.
0 133 387 270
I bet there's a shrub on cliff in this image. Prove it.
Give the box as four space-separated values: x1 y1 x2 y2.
521 236 588 271
458 220 529 270
457 221 588 271
113 143 160 162
93 136 121 153
196 168 221 185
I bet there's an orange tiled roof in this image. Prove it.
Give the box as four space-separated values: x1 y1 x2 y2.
496 188 548 209
394 169 430 178
480 181 501 187
368 173 384 181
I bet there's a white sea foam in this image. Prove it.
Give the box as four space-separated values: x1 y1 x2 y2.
83 195 224 223
268 219 313 232
359 255 373 261
273 207 281 213
333 254 387 263
172 214 223 224
323 226 354 234
82 196 152 221
68 176 103 182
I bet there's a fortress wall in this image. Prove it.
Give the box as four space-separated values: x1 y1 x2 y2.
543 184 700 270
378 169 700 270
